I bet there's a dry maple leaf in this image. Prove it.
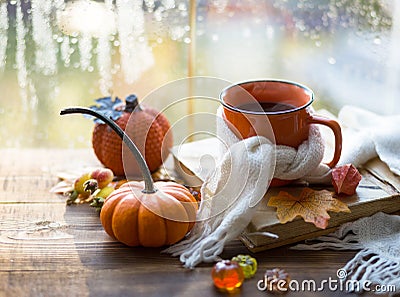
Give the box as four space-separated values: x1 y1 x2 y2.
332 164 362 195
267 188 351 229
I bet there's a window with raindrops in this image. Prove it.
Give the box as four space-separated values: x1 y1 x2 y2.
0 0 396 148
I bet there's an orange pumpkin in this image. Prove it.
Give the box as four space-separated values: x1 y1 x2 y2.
61 106 198 247
92 95 173 177
100 181 198 247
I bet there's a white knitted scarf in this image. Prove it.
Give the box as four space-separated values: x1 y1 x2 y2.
292 212 400 295
164 109 328 268
165 105 400 272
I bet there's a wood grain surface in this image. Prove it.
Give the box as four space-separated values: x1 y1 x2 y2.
0 149 392 297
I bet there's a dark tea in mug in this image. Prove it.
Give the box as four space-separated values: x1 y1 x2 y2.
238 102 296 113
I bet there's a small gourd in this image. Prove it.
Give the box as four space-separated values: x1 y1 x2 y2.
211 260 244 291
101 181 197 246
60 107 198 247
231 254 257 278
91 95 173 177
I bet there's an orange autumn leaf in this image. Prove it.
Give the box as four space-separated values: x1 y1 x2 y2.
267 188 351 229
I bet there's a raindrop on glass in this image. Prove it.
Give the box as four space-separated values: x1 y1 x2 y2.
328 57 336 65
0 2 8 73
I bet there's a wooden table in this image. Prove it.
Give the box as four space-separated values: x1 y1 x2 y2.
0 149 389 297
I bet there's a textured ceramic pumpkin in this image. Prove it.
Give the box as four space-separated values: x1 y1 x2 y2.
100 181 198 247
61 106 198 247
91 95 173 177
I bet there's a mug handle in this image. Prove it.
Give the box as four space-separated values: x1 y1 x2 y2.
308 115 342 168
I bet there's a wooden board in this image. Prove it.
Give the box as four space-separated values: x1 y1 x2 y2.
0 148 388 296
172 138 400 252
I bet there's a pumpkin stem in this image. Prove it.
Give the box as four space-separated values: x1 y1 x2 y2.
124 94 142 113
60 107 156 193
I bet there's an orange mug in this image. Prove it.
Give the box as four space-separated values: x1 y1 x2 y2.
220 79 342 183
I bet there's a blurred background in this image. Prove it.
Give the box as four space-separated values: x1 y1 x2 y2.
0 0 398 148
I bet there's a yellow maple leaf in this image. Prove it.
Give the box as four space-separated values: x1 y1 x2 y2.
267 188 351 229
